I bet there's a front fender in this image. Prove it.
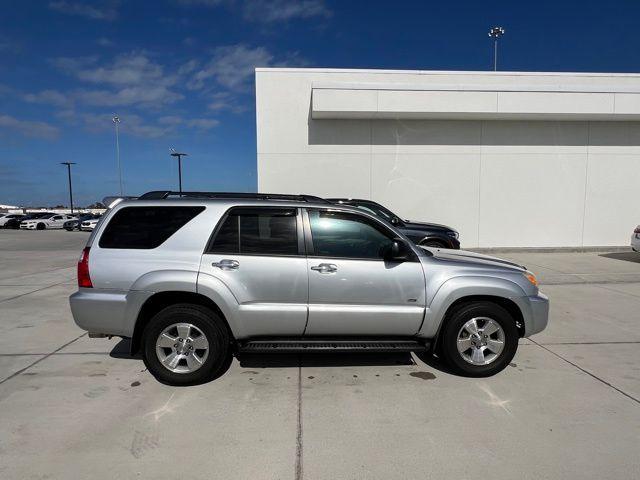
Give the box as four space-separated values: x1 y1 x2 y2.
419 275 527 338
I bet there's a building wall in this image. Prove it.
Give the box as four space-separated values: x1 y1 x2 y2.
256 69 640 248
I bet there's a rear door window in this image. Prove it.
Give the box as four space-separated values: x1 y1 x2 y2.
208 208 299 255
99 206 205 249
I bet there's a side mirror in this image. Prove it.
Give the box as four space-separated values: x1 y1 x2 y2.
384 239 410 261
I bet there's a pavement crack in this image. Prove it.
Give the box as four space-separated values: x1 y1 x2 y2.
0 332 87 385
530 338 640 406
295 355 303 480
0 280 72 304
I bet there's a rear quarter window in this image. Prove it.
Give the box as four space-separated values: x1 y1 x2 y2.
99 206 205 249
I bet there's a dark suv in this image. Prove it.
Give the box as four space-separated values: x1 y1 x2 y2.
328 199 460 249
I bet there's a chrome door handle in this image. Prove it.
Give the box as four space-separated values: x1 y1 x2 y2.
212 259 240 270
310 263 337 273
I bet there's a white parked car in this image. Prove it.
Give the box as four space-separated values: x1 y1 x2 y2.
20 213 77 230
80 218 100 231
632 226 640 252
0 214 25 227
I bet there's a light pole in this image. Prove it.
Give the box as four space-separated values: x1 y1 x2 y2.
488 26 505 71
170 149 188 195
60 162 76 214
112 115 123 195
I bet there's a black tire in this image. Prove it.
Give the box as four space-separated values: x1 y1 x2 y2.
440 301 518 377
142 303 231 386
36 223 46 230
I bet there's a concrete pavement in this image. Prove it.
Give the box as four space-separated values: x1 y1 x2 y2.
0 230 638 479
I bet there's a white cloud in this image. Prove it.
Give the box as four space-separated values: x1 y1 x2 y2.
188 44 273 91
242 0 331 23
51 52 183 108
48 1 119 21
186 118 219 129
182 37 197 47
54 52 172 87
0 115 59 139
175 0 331 23
207 91 247 113
97 37 114 47
24 90 71 107
74 85 184 107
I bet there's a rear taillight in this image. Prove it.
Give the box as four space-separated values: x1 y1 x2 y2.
77 247 93 288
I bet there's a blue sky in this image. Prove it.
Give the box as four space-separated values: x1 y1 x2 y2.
1 0 639 207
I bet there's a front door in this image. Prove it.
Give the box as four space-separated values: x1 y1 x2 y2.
198 207 308 338
304 208 426 336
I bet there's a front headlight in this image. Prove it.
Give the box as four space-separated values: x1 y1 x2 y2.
446 231 459 239
523 271 538 287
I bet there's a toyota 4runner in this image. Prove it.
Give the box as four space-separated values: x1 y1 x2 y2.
69 191 549 385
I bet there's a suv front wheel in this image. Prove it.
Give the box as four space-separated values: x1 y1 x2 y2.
142 304 231 385
440 301 518 377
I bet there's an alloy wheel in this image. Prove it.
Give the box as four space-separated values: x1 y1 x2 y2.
456 317 505 365
155 322 210 374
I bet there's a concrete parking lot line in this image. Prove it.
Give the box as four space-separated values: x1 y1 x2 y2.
529 338 640 405
0 332 86 385
295 363 303 480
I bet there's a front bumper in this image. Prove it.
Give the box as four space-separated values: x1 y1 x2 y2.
523 292 549 336
20 223 37 230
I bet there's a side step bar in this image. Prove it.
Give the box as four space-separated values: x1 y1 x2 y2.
238 339 429 354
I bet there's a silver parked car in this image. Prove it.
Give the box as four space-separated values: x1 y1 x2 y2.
69 191 549 385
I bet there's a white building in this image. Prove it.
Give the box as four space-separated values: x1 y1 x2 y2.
255 68 640 248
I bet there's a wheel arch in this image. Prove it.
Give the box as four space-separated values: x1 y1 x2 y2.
421 276 527 340
130 291 235 355
418 235 451 248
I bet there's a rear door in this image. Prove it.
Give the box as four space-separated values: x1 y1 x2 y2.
198 207 308 337
304 208 426 336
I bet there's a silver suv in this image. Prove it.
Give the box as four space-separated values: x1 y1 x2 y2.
70 191 549 385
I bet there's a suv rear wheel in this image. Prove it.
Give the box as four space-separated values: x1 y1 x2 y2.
142 303 231 386
440 301 518 377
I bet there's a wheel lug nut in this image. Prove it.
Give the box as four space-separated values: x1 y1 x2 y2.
173 344 177 348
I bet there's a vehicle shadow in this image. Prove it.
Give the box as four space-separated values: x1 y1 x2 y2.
109 341 454 383
599 251 640 263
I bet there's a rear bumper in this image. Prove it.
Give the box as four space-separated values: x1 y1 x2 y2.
69 289 153 338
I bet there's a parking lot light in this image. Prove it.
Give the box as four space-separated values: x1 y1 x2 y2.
60 162 76 214
170 149 188 196
488 26 505 71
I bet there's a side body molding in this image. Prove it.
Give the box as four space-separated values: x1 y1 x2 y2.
419 275 527 338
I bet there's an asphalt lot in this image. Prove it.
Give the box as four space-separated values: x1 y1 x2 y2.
0 230 639 480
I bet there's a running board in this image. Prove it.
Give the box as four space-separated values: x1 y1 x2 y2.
238 338 428 353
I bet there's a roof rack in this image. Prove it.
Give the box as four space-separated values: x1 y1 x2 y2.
137 190 330 203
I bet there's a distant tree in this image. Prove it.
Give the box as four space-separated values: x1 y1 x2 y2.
86 202 106 209
54 204 65 209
